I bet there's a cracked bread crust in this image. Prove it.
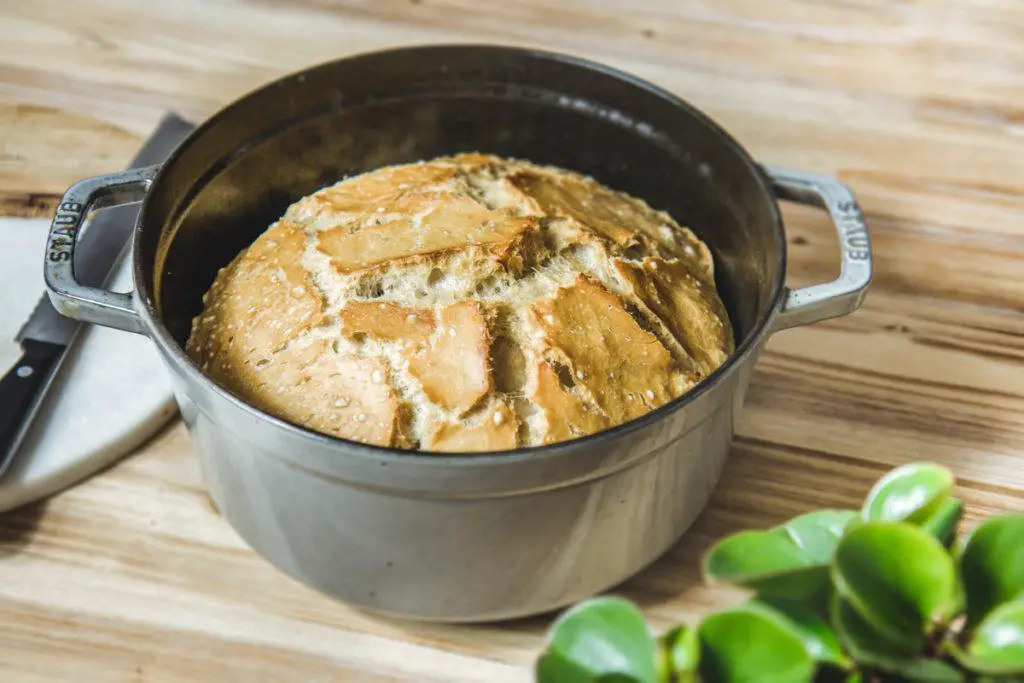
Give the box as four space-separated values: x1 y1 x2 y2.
186 153 734 452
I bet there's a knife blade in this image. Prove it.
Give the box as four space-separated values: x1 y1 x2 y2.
0 113 196 478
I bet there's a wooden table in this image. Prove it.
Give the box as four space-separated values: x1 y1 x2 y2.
2 1 1024 680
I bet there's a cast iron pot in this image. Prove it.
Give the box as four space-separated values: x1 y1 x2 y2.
44 45 871 622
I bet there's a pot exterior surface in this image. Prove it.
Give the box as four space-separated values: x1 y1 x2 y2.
170 347 758 621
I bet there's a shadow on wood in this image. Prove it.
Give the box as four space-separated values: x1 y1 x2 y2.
0 498 48 558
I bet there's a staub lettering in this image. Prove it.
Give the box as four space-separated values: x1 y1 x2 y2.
835 199 869 261
48 201 83 263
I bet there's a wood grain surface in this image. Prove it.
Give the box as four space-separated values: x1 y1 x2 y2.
2 0 1024 680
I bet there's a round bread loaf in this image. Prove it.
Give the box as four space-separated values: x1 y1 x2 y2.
186 154 734 452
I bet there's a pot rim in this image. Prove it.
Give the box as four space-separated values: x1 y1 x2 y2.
132 43 787 464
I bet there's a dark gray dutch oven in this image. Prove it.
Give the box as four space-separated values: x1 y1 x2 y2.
43 45 871 622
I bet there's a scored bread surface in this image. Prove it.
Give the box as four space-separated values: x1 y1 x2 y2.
186 153 734 452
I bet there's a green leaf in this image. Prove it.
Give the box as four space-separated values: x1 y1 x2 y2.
660 625 699 682
535 655 638 683
784 510 862 560
919 498 964 549
538 653 643 682
831 592 919 664
885 659 966 682
704 510 856 601
960 515 1024 627
698 603 815 683
832 595 964 682
755 597 850 669
957 600 1024 675
536 653 600 683
537 597 658 683
832 522 958 648
862 462 954 524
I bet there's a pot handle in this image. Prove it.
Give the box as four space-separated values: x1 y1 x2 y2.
43 165 159 336
763 165 872 332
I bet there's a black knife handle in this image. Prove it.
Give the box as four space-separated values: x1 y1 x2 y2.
0 340 65 477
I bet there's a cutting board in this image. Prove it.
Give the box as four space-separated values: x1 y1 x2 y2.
0 217 177 512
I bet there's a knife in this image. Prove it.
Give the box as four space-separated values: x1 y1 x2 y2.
0 113 195 479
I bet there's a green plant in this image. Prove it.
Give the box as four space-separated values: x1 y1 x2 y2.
536 463 1024 682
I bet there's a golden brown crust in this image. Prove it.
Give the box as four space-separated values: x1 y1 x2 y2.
425 399 518 452
186 219 323 374
186 153 734 451
531 359 608 445
312 163 456 216
614 258 734 378
530 276 686 425
316 192 539 275
217 339 400 447
509 169 638 246
408 301 491 416
339 300 435 345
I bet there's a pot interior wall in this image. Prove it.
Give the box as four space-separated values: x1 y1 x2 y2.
140 47 783 354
